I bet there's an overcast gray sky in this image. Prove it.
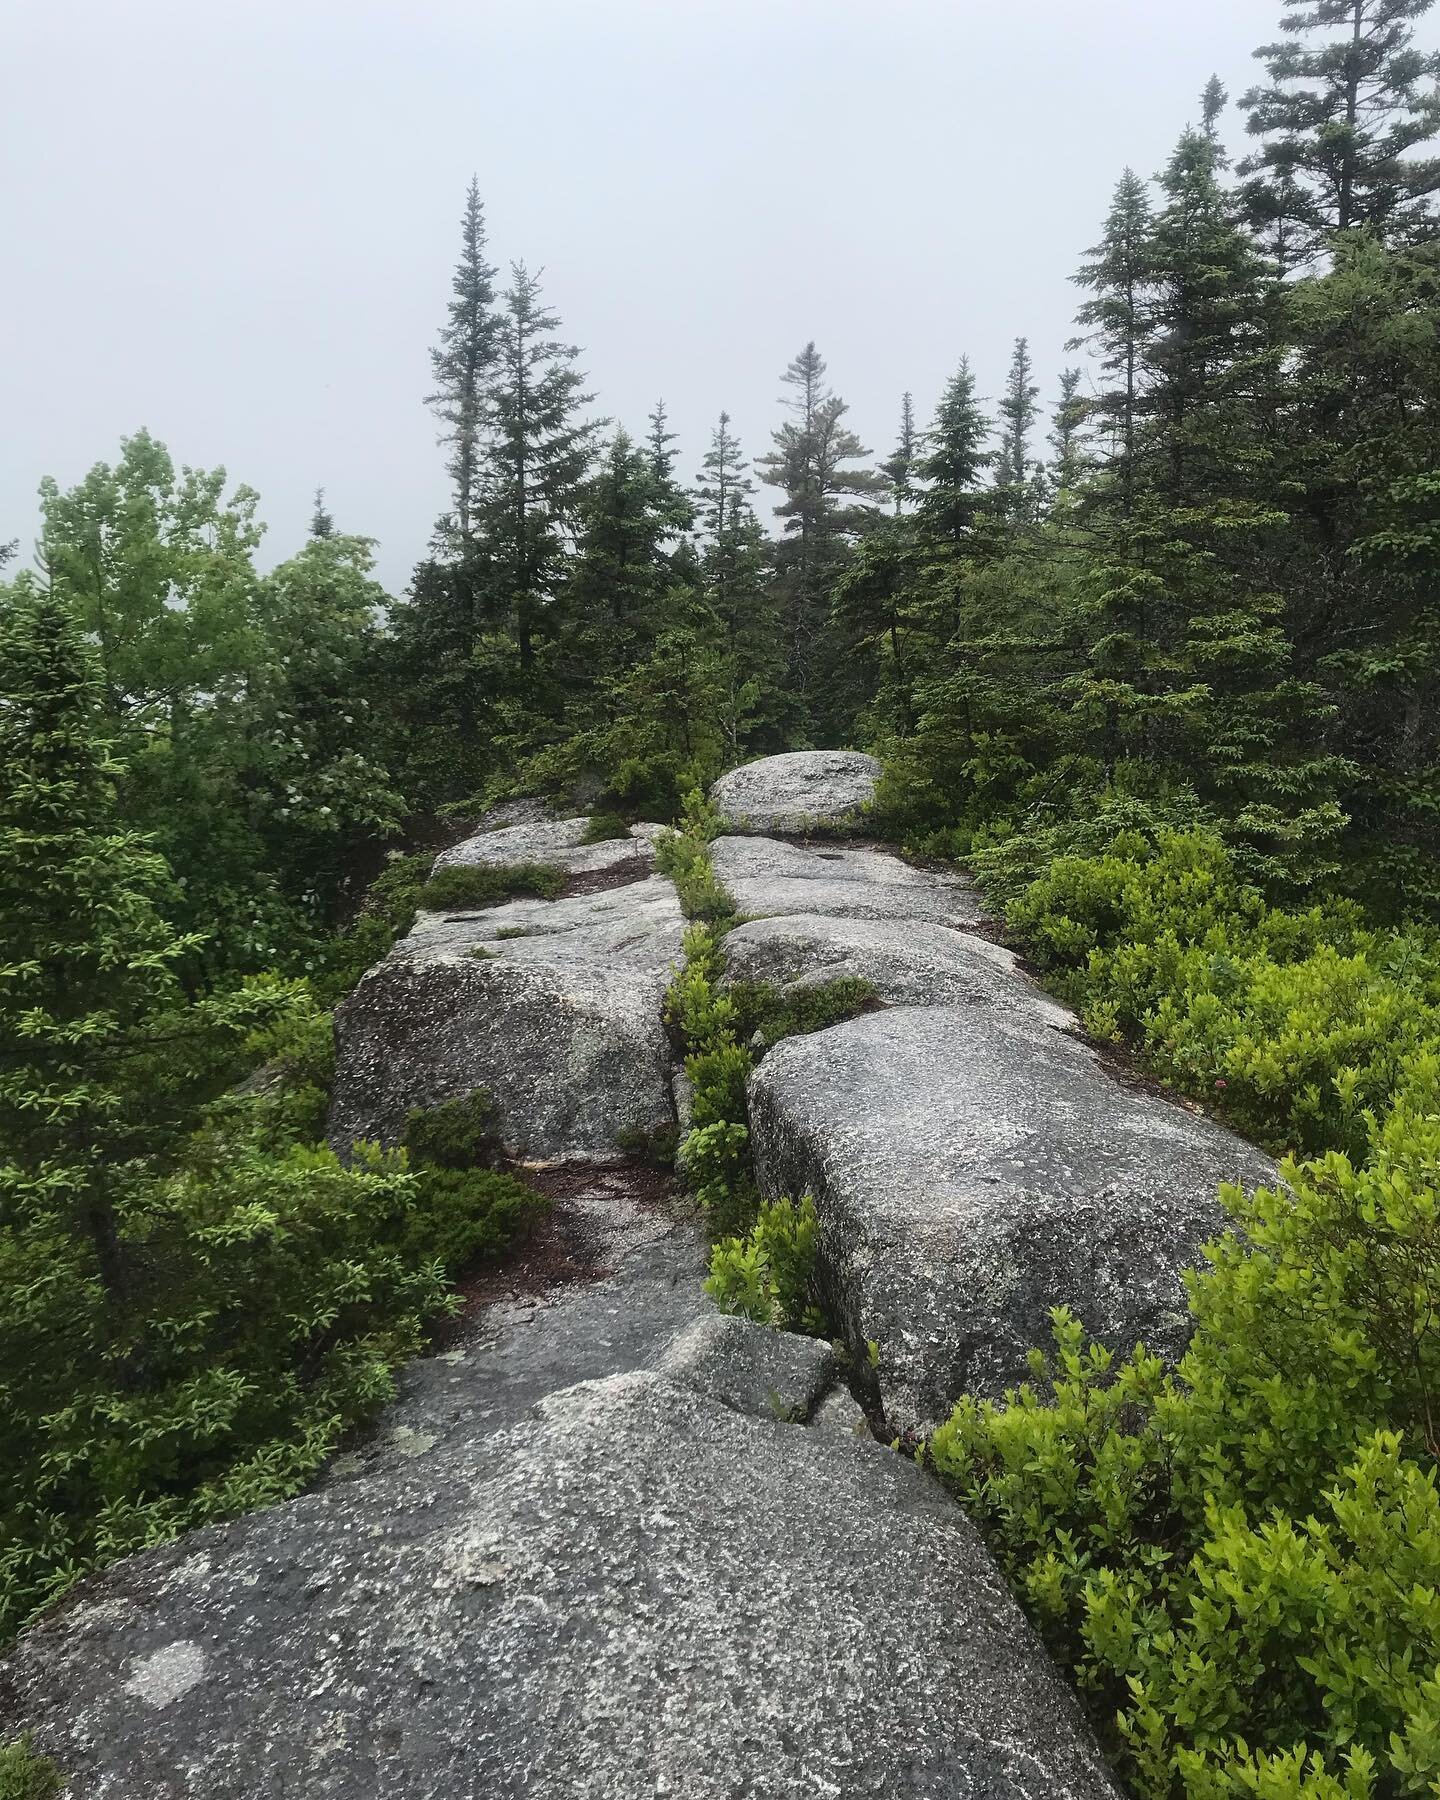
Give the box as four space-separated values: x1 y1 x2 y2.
2 0 1343 593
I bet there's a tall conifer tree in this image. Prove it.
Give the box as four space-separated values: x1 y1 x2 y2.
484 263 599 673
426 179 499 552
1240 0 1440 258
996 337 1041 511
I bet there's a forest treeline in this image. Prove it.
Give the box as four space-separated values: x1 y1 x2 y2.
3 2 1440 1796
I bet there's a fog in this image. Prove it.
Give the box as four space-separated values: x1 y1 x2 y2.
4 0 1309 591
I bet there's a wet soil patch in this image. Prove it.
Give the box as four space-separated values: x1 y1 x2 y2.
562 857 654 899
440 1161 683 1332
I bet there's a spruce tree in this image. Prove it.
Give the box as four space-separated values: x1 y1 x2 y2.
696 412 765 643
426 178 499 551
1070 169 1154 512
996 337 1041 512
485 262 600 672
881 392 919 514
563 428 674 693
309 486 335 539
1047 368 1087 507
756 342 886 726
913 359 994 552
1240 0 1440 258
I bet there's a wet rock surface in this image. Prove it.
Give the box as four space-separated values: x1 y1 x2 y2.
328 875 686 1161
749 1003 1274 1430
711 834 986 927
0 1193 1122 1800
710 748 881 832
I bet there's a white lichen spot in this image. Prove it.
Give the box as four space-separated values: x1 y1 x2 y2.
387 1426 439 1459
123 1639 207 1707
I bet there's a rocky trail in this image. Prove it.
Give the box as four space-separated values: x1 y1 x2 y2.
0 752 1273 1798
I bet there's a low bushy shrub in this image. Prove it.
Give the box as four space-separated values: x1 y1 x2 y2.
317 850 432 1003
655 789 734 927
582 811 632 843
0 1739 60 1800
400 1092 547 1273
728 975 879 1047
999 827 1440 1159
929 1084 1440 1797
706 1195 824 1333
420 860 565 911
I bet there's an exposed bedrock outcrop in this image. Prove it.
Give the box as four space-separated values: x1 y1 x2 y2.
0 1206 1122 1800
710 747 881 832
749 1001 1275 1431
711 832 986 927
720 909 1075 1020
435 814 660 879
328 873 685 1162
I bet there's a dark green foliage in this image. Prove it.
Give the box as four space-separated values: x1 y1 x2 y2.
419 860 565 910
614 1121 681 1166
402 1090 502 1170
0 1740 61 1800
318 851 432 1004
1240 0 1440 262
728 976 879 1049
582 810 632 843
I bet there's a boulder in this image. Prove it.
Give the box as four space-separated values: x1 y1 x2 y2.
721 910 1074 1022
710 749 880 833
658 1311 838 1419
0 1369 1122 1800
748 1004 1275 1431
435 815 656 880
710 835 985 928
329 876 686 1161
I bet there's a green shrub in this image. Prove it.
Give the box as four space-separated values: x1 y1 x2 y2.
582 811 632 843
0 1133 445 1641
0 1739 60 1800
317 851 433 1003
402 1090 501 1170
707 1195 824 1333
399 1092 547 1276
614 1121 680 1165
999 827 1440 1159
929 1086 1440 1798
420 860 565 911
663 913 761 1235
728 975 879 1048
402 1165 545 1276
656 789 734 926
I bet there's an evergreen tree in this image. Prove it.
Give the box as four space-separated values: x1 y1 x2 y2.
913 359 994 552
1048 367 1087 506
642 398 697 545
1240 0 1440 259
484 262 600 672
561 428 676 696
756 342 886 727
695 413 764 641
426 178 499 551
881 392 919 514
996 337 1041 510
309 486 335 539
1070 170 1154 512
